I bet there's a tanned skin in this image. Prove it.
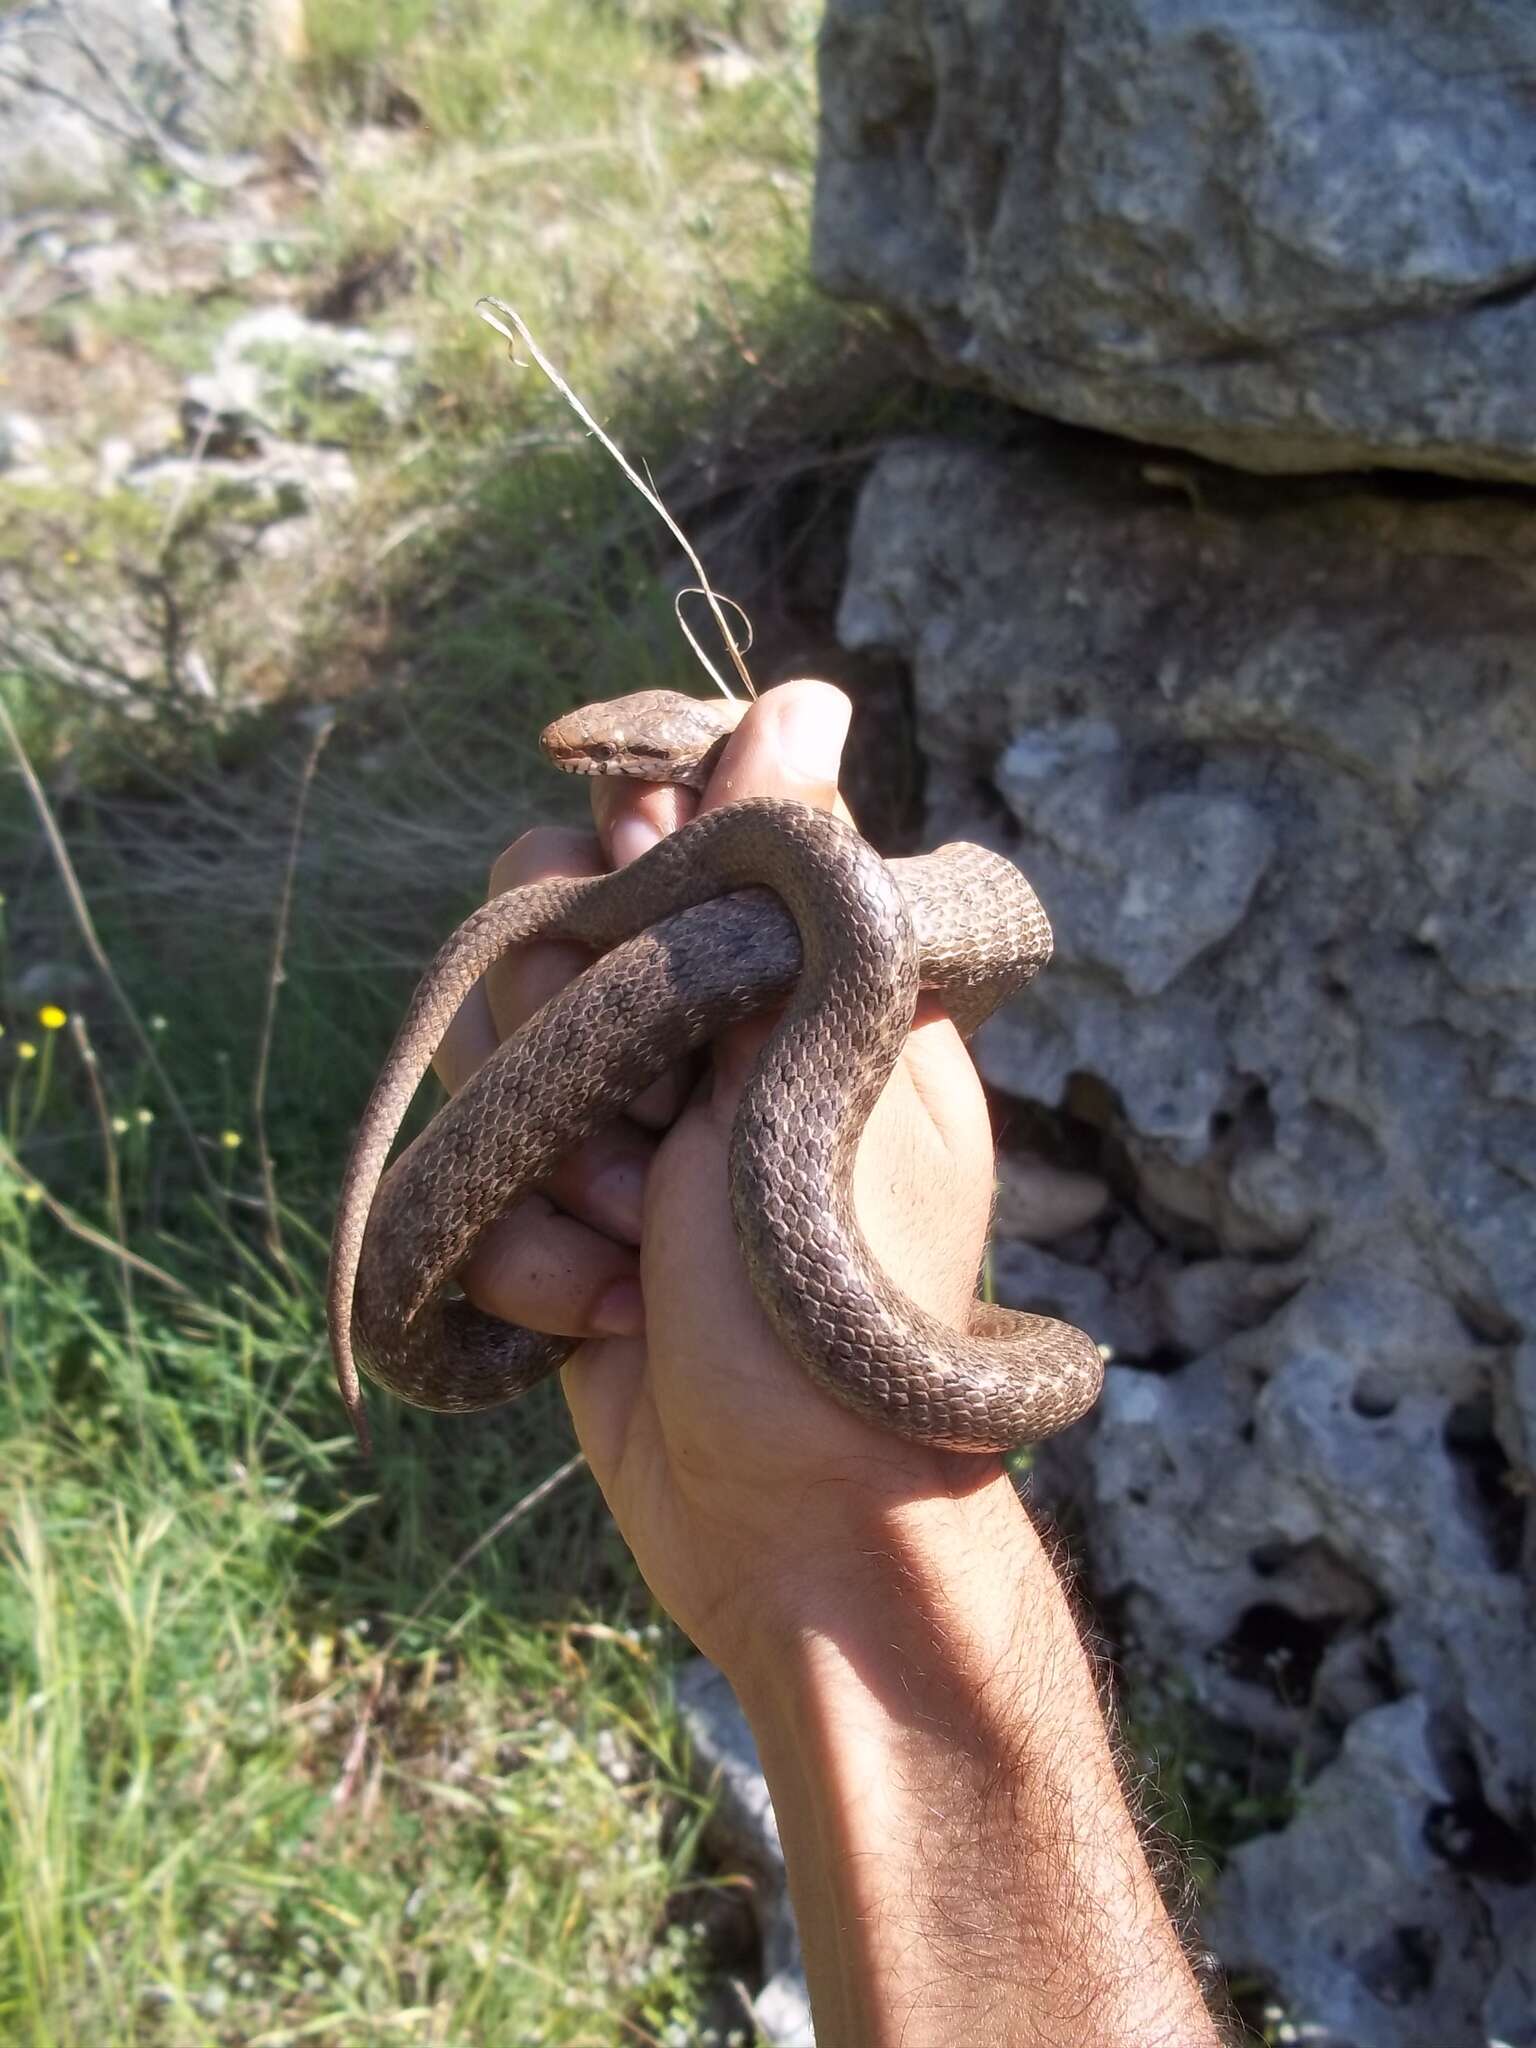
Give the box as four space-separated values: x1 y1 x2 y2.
434 680 1226 2048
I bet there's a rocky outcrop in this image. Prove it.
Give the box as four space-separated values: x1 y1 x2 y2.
0 0 303 208
813 0 1536 483
675 1661 815 2048
837 431 1536 2047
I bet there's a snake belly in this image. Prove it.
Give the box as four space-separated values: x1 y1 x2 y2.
330 797 1104 1452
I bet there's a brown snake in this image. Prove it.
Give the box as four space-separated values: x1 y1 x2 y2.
326 688 1103 1453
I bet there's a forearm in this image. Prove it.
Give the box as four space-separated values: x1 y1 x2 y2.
728 1472 1223 2048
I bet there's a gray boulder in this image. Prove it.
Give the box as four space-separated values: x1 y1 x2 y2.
837 431 1536 2040
0 0 301 208
814 0 1536 482
1208 1699 1500 2048
674 1660 815 2047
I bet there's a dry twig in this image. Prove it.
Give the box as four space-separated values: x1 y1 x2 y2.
252 714 335 1273
0 694 227 1214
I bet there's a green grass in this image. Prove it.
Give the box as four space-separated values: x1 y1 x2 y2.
0 0 1050 2037
0 1051 723 2045
0 2 852 2038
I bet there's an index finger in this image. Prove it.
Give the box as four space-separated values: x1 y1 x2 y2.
590 775 698 871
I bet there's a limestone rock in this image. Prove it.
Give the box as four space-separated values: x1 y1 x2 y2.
1208 1699 1500 2048
0 410 49 478
814 0 1536 482
837 430 1536 2037
674 1660 815 2047
182 306 418 449
993 1154 1109 1244
0 1 300 208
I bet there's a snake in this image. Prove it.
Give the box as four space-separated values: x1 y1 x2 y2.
326 687 1103 1453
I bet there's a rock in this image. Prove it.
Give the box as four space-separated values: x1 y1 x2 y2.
993 1154 1109 1243
991 1240 1149 1364
674 1660 815 2047
1151 1257 1302 1357
1483 1905 1536 2048
128 444 358 521
814 0 1536 482
836 430 1536 2038
182 306 418 450
1208 1698 1498 2048
0 1 299 208
1000 731 1275 995
0 411 48 476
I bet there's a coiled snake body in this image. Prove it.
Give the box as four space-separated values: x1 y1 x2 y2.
327 689 1103 1452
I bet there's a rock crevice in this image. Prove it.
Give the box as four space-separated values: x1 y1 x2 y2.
836 431 1536 2048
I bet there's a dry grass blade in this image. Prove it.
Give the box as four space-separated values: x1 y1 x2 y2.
332 1450 589 1809
68 1011 135 1333
0 697 227 1211
0 1130 190 1297
475 295 757 702
252 713 335 1275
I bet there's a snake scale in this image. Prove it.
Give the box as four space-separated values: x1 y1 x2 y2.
326 688 1103 1452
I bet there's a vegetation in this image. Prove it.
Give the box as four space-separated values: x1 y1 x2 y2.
0 3 842 2040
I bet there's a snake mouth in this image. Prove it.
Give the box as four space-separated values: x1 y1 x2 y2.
546 753 661 780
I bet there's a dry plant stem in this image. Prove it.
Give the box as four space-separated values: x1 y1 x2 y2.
69 1012 134 1332
252 715 334 1273
0 695 227 1214
0 1129 190 1297
155 409 216 559
474 296 754 703
394 1449 588 1636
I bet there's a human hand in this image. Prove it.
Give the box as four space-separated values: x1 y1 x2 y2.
435 681 1008 1677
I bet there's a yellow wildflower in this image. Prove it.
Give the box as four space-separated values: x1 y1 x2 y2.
135 1107 154 1126
111 1115 129 1135
220 1129 241 1150
17 1041 36 1060
38 1004 67 1031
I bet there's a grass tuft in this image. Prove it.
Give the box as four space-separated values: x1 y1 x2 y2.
0 1 1005 2036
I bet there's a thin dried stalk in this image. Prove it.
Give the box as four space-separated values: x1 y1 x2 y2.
0 694 226 1214
252 714 334 1273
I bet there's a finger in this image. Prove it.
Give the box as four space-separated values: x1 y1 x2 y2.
483 825 604 1044
483 823 661 1232
543 1115 651 1246
699 681 853 1105
588 775 702 1129
434 979 502 1095
459 1195 645 1339
697 678 854 823
591 776 698 870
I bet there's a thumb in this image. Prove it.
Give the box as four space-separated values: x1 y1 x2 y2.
698 679 854 1108
696 678 852 819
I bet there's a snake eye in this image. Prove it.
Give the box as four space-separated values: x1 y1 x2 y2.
585 741 614 761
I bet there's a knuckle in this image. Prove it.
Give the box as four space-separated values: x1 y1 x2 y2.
488 825 596 895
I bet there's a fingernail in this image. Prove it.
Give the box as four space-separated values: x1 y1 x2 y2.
588 1158 646 1242
610 816 661 868
774 686 851 787
591 1277 645 1337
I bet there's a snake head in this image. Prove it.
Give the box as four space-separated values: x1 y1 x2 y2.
540 689 747 790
